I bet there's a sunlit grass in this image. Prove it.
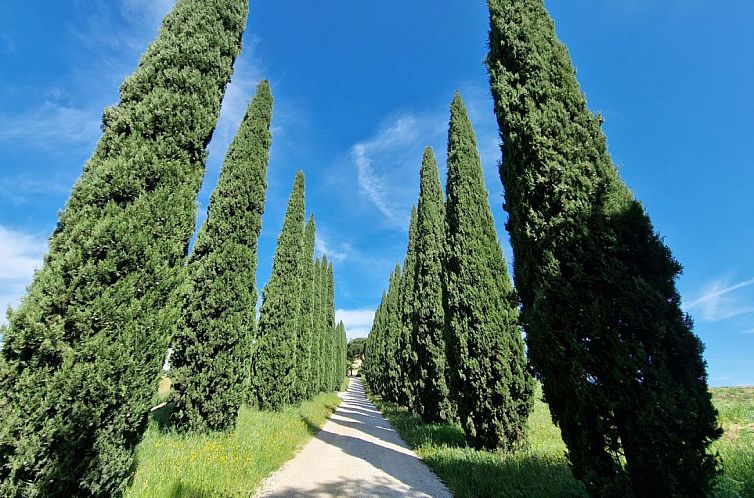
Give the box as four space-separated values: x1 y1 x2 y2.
125 390 340 498
713 387 754 498
371 385 754 498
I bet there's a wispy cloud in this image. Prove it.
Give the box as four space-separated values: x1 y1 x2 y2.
348 86 502 230
684 276 754 322
315 233 350 263
0 102 100 148
0 226 47 325
351 114 423 224
335 308 375 340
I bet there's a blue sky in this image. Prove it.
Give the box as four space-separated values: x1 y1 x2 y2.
0 0 752 386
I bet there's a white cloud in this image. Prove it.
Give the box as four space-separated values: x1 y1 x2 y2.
335 308 375 340
120 0 175 25
315 233 349 263
351 114 421 224
348 87 502 230
0 102 100 147
211 50 265 150
684 276 754 322
0 226 47 325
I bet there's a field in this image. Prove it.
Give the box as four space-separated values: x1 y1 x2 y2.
125 381 341 498
372 386 754 498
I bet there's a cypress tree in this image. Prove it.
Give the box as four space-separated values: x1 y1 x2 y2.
364 290 387 395
336 321 347 389
396 207 418 408
254 172 305 410
411 147 453 423
297 215 317 399
170 80 273 433
486 1 721 495
314 256 328 393
383 264 403 403
0 1 247 495
444 93 533 451
326 261 337 390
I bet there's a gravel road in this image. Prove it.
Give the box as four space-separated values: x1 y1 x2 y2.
255 378 452 497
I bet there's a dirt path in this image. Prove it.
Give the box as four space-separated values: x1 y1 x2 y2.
255 378 452 497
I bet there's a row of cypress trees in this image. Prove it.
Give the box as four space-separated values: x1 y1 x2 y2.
485 1 721 497
367 2 721 495
0 0 346 495
251 172 346 411
363 93 533 451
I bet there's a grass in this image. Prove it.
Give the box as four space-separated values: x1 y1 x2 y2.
371 386 754 498
125 381 341 498
712 387 754 498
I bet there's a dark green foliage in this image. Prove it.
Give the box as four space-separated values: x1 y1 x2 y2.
297 215 317 400
254 172 305 410
336 321 347 386
170 80 272 433
396 207 419 408
444 93 533 451
411 147 453 423
347 337 367 375
0 0 247 495
363 291 386 393
486 0 721 495
326 262 337 391
364 265 402 401
312 258 326 394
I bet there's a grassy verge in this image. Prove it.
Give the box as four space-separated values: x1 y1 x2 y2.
126 384 341 498
370 386 754 498
712 387 754 498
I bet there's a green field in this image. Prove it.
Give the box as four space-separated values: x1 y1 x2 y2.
125 385 341 498
372 386 754 498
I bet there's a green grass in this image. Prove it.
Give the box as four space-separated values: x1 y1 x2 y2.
712 387 754 498
371 386 754 498
125 388 341 498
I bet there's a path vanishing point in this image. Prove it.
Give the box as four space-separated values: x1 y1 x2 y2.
256 378 452 497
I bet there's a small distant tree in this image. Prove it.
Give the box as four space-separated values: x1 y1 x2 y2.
347 338 367 376
444 93 533 451
170 80 273 433
254 172 305 410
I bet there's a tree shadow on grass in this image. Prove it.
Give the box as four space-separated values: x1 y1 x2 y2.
373 396 586 497
169 481 234 498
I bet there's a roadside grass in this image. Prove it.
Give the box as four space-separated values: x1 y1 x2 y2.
712 387 754 498
371 386 754 498
125 382 341 498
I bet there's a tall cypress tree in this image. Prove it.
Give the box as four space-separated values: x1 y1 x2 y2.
364 290 387 396
444 93 533 451
254 172 305 410
326 261 337 390
383 264 403 403
486 1 721 495
411 147 453 423
297 215 317 399
0 1 247 495
335 321 346 389
314 256 328 393
170 80 272 433
397 207 418 408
